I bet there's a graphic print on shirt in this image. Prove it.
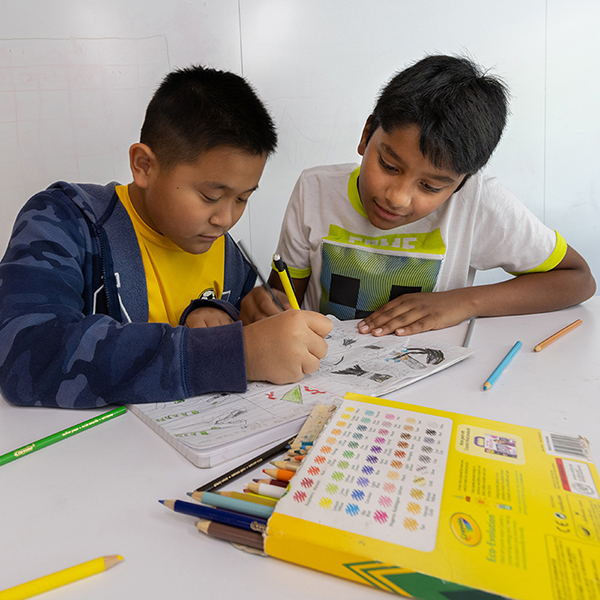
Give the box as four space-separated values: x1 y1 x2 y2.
319 225 445 320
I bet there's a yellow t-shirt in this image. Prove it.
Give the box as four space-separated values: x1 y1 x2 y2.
115 185 225 326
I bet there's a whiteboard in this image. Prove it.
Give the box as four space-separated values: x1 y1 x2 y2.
0 0 598 289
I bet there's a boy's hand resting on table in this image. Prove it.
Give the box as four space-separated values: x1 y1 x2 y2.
358 289 472 336
240 285 290 324
243 310 332 384
185 306 234 328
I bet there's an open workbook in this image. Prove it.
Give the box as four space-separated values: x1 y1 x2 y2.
129 317 473 467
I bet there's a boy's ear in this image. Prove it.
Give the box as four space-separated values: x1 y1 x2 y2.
129 143 158 189
358 116 374 156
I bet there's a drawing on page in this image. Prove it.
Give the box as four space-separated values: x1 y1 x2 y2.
214 408 248 427
281 385 303 404
332 363 368 377
369 372 392 383
170 407 249 438
387 348 445 369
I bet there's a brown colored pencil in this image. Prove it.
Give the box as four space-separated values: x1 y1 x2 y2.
534 319 582 352
271 460 299 472
196 519 264 550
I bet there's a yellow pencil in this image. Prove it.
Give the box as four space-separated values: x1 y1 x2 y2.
0 555 122 600
534 319 583 352
272 254 300 309
241 491 280 505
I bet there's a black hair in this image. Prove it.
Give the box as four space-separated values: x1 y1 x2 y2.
140 65 277 168
368 55 509 176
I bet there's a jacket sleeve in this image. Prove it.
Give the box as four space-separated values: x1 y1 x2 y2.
0 191 247 409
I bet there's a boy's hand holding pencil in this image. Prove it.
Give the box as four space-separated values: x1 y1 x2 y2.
237 240 292 323
243 310 332 384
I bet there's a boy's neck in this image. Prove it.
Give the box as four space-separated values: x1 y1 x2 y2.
126 182 148 224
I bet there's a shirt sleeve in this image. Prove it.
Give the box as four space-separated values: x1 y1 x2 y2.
470 176 567 274
275 171 313 279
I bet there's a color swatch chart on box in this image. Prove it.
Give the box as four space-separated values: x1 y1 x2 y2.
277 400 453 552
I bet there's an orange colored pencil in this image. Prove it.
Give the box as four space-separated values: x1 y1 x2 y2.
263 468 294 482
534 319 582 352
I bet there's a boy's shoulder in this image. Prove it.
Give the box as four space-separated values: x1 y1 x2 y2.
299 162 358 182
29 181 122 224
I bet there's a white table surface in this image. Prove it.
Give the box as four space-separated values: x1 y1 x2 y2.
1 298 599 599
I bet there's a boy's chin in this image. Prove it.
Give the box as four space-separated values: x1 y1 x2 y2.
175 238 217 254
367 213 411 230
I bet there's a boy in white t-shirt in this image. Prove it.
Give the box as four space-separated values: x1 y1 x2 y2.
241 55 596 336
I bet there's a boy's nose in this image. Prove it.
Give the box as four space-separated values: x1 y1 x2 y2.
209 204 235 230
385 182 412 209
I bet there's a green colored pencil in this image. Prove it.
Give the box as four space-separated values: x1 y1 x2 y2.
0 405 126 467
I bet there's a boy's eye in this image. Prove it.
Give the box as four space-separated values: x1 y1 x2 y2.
378 156 397 172
421 182 443 193
201 193 220 203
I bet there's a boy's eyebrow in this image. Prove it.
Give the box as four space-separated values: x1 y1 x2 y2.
381 143 459 184
203 181 260 193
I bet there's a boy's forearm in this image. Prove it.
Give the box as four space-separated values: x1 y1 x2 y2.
465 247 596 318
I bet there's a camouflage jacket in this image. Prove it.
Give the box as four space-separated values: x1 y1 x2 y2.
0 182 255 408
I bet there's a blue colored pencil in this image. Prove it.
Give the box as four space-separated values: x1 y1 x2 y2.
159 499 267 532
483 341 522 390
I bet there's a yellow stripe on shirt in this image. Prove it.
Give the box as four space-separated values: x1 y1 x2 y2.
510 231 567 275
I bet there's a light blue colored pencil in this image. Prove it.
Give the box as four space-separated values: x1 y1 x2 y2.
483 341 522 390
188 491 275 519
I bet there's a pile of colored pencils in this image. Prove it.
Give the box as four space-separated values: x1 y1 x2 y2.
159 404 336 552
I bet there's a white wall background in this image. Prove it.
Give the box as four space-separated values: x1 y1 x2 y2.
0 0 598 289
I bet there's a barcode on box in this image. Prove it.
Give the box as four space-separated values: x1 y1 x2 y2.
542 430 593 462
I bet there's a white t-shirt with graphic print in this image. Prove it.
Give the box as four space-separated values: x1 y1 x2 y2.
275 163 566 320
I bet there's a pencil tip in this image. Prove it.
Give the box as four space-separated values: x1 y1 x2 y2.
158 499 164 504
104 555 124 569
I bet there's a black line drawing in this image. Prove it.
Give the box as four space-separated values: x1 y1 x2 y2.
332 363 368 377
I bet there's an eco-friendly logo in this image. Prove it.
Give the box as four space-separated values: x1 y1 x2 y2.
450 513 481 546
